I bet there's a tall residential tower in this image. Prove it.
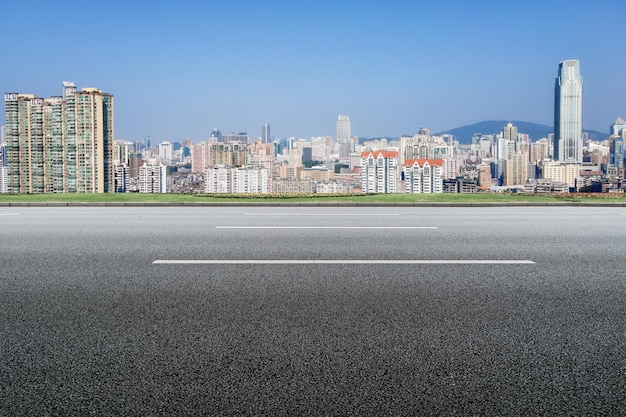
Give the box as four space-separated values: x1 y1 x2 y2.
554 60 583 163
4 82 114 193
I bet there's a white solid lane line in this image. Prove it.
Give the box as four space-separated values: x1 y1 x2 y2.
153 260 535 265
245 213 400 216
216 226 437 229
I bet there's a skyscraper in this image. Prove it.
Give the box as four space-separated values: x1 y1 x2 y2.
611 117 626 138
609 136 624 168
337 115 351 158
337 115 351 143
4 83 114 193
209 129 221 142
610 118 625 169
554 60 583 163
261 122 270 144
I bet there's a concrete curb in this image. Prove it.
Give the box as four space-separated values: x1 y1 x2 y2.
1 201 625 207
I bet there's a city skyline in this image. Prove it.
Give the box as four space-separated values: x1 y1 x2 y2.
1 1 624 142
3 80 625 195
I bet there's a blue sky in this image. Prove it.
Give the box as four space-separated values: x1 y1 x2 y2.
2 0 624 142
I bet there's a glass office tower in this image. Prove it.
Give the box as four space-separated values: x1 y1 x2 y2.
554 60 583 163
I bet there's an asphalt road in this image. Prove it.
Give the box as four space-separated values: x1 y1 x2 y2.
1 206 625 415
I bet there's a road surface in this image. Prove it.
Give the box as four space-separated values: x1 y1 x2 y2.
1 206 625 415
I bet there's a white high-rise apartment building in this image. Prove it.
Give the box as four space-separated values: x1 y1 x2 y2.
403 159 444 193
232 168 269 193
139 160 167 193
554 60 583 163
205 167 231 193
0 166 7 193
205 167 269 193
0 142 5 167
114 164 129 193
360 151 398 193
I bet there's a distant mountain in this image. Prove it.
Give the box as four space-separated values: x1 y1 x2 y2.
438 120 609 144
358 120 609 145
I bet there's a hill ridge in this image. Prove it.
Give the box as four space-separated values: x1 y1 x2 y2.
360 121 609 144
438 120 608 144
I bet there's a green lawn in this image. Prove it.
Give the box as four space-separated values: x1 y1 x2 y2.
0 192 624 204
0 193 202 203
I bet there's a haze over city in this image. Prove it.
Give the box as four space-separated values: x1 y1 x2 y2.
2 0 624 141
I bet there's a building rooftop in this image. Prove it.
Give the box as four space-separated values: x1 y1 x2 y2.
360 151 398 159
404 158 445 167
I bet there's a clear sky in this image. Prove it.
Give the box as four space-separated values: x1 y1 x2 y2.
2 0 624 142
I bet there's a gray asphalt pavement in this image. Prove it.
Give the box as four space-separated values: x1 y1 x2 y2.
1 207 625 415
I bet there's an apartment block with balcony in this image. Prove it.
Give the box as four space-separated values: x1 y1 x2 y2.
205 167 270 193
3 82 114 193
360 151 398 193
403 158 445 193
139 160 167 193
